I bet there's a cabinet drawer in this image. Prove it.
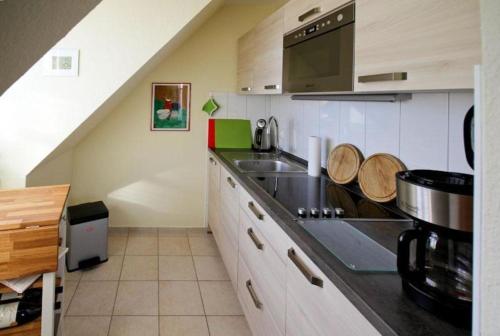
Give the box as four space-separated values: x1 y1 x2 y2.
208 154 220 192
239 188 291 264
219 205 238 248
284 0 349 33
212 215 238 287
0 225 59 279
220 168 239 220
237 256 283 336
207 196 219 232
239 210 286 334
286 243 380 336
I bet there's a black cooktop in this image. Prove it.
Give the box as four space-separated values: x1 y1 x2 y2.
250 175 405 220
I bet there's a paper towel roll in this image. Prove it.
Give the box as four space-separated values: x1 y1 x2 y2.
308 136 321 177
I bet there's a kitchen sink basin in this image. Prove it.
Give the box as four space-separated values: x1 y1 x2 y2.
233 159 306 173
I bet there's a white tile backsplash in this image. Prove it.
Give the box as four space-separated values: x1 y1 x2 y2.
299 101 320 158
226 93 246 119
400 93 449 171
211 92 228 118
339 101 366 153
365 101 400 158
319 101 341 166
246 96 267 129
215 91 474 174
449 92 474 174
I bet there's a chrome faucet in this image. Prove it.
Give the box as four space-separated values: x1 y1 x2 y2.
266 116 280 155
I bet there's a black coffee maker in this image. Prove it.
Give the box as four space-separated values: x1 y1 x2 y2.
395 106 474 328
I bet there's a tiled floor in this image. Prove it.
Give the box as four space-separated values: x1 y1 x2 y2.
63 228 251 336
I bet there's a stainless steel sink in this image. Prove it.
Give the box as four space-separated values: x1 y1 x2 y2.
233 159 306 173
219 151 306 173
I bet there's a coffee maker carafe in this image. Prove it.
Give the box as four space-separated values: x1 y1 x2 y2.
396 170 473 328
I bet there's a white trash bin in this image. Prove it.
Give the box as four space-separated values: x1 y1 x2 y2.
66 201 109 272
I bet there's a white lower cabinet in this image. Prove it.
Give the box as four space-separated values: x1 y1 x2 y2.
237 255 283 336
286 243 381 336
239 210 286 335
217 205 238 286
206 151 380 336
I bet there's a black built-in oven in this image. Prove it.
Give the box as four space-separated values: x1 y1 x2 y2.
283 3 354 93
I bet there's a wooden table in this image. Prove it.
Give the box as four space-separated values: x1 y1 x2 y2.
0 185 70 336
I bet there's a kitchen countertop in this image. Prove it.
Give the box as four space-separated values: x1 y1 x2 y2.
0 184 70 231
209 148 469 336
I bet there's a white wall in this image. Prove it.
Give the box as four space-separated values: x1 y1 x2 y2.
213 92 474 174
26 149 74 188
69 3 285 228
0 0 217 189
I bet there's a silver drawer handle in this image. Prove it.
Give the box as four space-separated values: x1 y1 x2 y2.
299 7 321 22
226 177 236 189
288 248 323 287
247 228 264 250
241 87 252 92
264 84 280 90
246 280 263 309
248 202 264 220
358 72 407 83
209 157 217 166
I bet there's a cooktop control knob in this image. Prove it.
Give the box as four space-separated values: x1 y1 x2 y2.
310 208 320 218
322 208 332 218
334 208 345 218
297 207 307 218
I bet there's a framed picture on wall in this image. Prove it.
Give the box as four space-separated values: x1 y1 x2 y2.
151 83 191 131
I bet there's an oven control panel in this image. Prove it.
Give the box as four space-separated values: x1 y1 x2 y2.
283 3 354 48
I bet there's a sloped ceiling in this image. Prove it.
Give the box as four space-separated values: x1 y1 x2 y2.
36 0 224 166
0 0 102 95
0 0 223 188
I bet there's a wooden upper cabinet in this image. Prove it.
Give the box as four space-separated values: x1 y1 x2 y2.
237 9 285 95
284 0 350 34
252 8 285 94
237 30 255 93
354 0 481 92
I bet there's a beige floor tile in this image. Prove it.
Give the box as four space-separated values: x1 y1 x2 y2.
126 237 158 255
199 281 242 315
188 237 219 256
159 256 196 280
187 228 212 237
80 256 123 281
108 236 127 255
62 280 78 315
67 281 118 315
129 227 158 237
159 316 209 336
65 270 82 281
108 316 159 336
159 228 188 237
159 281 204 316
193 256 229 281
206 316 252 336
63 316 111 336
114 281 158 315
121 256 158 280
109 227 129 237
159 237 191 256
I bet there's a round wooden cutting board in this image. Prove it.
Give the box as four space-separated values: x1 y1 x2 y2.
358 153 406 203
327 144 364 185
